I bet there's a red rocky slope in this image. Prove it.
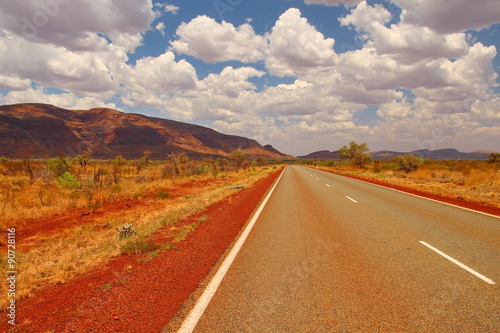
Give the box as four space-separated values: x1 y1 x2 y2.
0 103 291 159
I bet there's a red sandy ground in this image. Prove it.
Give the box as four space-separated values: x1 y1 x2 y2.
0 169 282 333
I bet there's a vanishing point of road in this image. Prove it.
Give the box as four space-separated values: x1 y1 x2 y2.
174 165 499 332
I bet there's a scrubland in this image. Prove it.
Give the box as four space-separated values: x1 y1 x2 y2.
303 158 499 208
0 154 280 306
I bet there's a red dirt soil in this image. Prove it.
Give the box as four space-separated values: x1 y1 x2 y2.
14 178 235 251
0 168 283 333
320 168 500 216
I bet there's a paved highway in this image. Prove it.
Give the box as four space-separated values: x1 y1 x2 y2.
175 165 500 332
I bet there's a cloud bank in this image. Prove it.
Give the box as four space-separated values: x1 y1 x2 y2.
0 0 499 154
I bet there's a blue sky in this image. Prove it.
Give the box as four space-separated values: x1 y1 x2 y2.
0 0 499 155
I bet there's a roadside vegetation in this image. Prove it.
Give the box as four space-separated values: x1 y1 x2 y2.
0 150 273 224
301 142 499 209
0 150 281 306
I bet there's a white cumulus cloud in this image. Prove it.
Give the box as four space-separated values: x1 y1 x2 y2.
156 22 166 36
265 8 337 77
393 0 500 34
0 0 156 52
157 4 180 14
170 15 266 63
0 87 118 110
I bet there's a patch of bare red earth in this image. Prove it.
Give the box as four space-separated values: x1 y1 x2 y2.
326 169 500 216
1 169 282 333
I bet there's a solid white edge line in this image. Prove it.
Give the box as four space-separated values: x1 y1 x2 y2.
310 168 499 219
419 241 496 285
346 196 358 203
177 167 287 333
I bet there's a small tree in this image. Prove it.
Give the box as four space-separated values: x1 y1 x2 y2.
57 172 81 188
396 154 422 173
231 150 248 170
112 155 126 184
48 156 71 177
339 141 371 168
76 154 90 167
143 150 152 165
20 146 36 184
168 151 189 176
113 155 126 167
486 152 500 163
216 158 229 171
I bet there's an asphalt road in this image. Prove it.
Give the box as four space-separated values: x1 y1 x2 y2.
177 165 500 332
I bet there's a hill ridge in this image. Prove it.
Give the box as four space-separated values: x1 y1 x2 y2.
298 149 492 160
0 103 290 159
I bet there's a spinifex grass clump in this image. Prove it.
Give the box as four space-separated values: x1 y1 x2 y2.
118 223 138 239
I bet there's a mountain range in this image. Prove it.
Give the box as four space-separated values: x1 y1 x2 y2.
299 149 493 160
0 103 290 160
1 103 493 161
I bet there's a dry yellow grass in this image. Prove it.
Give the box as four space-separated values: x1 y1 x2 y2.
0 164 279 307
313 160 499 208
0 159 259 226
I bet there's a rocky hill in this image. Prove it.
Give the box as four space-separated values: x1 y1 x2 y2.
297 150 340 159
0 103 290 159
299 149 492 160
369 149 491 160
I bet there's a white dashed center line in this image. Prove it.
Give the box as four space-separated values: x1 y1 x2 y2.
346 196 358 203
419 241 496 285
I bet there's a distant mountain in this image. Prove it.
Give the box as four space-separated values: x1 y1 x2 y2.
299 148 492 160
0 103 291 159
370 149 491 160
298 150 339 159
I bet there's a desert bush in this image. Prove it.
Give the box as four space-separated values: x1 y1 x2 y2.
118 223 138 239
134 173 148 184
110 159 123 184
93 167 108 185
48 156 71 177
186 164 210 176
231 150 248 170
322 160 336 167
161 163 175 178
76 154 90 167
57 172 81 188
134 159 143 174
486 152 500 163
168 151 189 176
113 155 126 167
38 183 57 206
0 185 20 213
216 158 230 171
396 154 423 173
211 168 220 178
